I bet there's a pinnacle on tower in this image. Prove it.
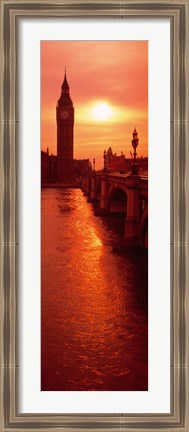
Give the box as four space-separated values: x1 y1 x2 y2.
58 70 73 107
61 70 69 92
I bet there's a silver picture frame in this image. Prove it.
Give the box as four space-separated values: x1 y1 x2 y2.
0 0 189 430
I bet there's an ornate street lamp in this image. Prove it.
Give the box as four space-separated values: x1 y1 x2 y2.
103 150 107 172
131 127 139 175
93 158 96 172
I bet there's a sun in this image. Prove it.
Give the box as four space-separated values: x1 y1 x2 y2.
92 102 113 121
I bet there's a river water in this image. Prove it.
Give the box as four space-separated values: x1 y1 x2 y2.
41 188 148 391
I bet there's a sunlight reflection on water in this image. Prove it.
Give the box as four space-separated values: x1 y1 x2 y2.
41 188 148 391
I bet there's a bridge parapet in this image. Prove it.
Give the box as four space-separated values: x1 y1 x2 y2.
81 175 91 196
99 172 108 211
87 172 97 203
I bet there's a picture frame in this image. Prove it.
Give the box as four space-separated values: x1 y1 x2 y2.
0 0 188 430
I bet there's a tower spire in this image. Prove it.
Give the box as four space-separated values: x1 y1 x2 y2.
62 69 69 92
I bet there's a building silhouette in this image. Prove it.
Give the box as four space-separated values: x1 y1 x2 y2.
104 145 148 174
56 71 74 183
41 72 91 186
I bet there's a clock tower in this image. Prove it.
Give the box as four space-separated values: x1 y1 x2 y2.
56 71 74 183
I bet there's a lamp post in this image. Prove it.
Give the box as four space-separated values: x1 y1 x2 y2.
93 157 96 172
103 150 107 172
131 127 139 175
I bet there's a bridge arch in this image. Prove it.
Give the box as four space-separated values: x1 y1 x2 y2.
108 186 127 215
140 206 148 248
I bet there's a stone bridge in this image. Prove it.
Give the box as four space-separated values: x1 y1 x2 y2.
81 171 148 248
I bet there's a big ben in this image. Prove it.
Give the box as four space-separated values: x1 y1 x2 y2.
56 71 74 183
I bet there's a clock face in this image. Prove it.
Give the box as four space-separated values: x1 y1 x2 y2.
60 109 69 119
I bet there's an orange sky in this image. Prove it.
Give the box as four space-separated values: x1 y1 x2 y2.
41 41 148 169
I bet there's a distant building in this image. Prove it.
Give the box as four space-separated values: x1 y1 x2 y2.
41 151 57 184
56 71 74 183
41 72 92 186
105 139 148 174
41 150 92 185
74 159 92 179
105 147 126 172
